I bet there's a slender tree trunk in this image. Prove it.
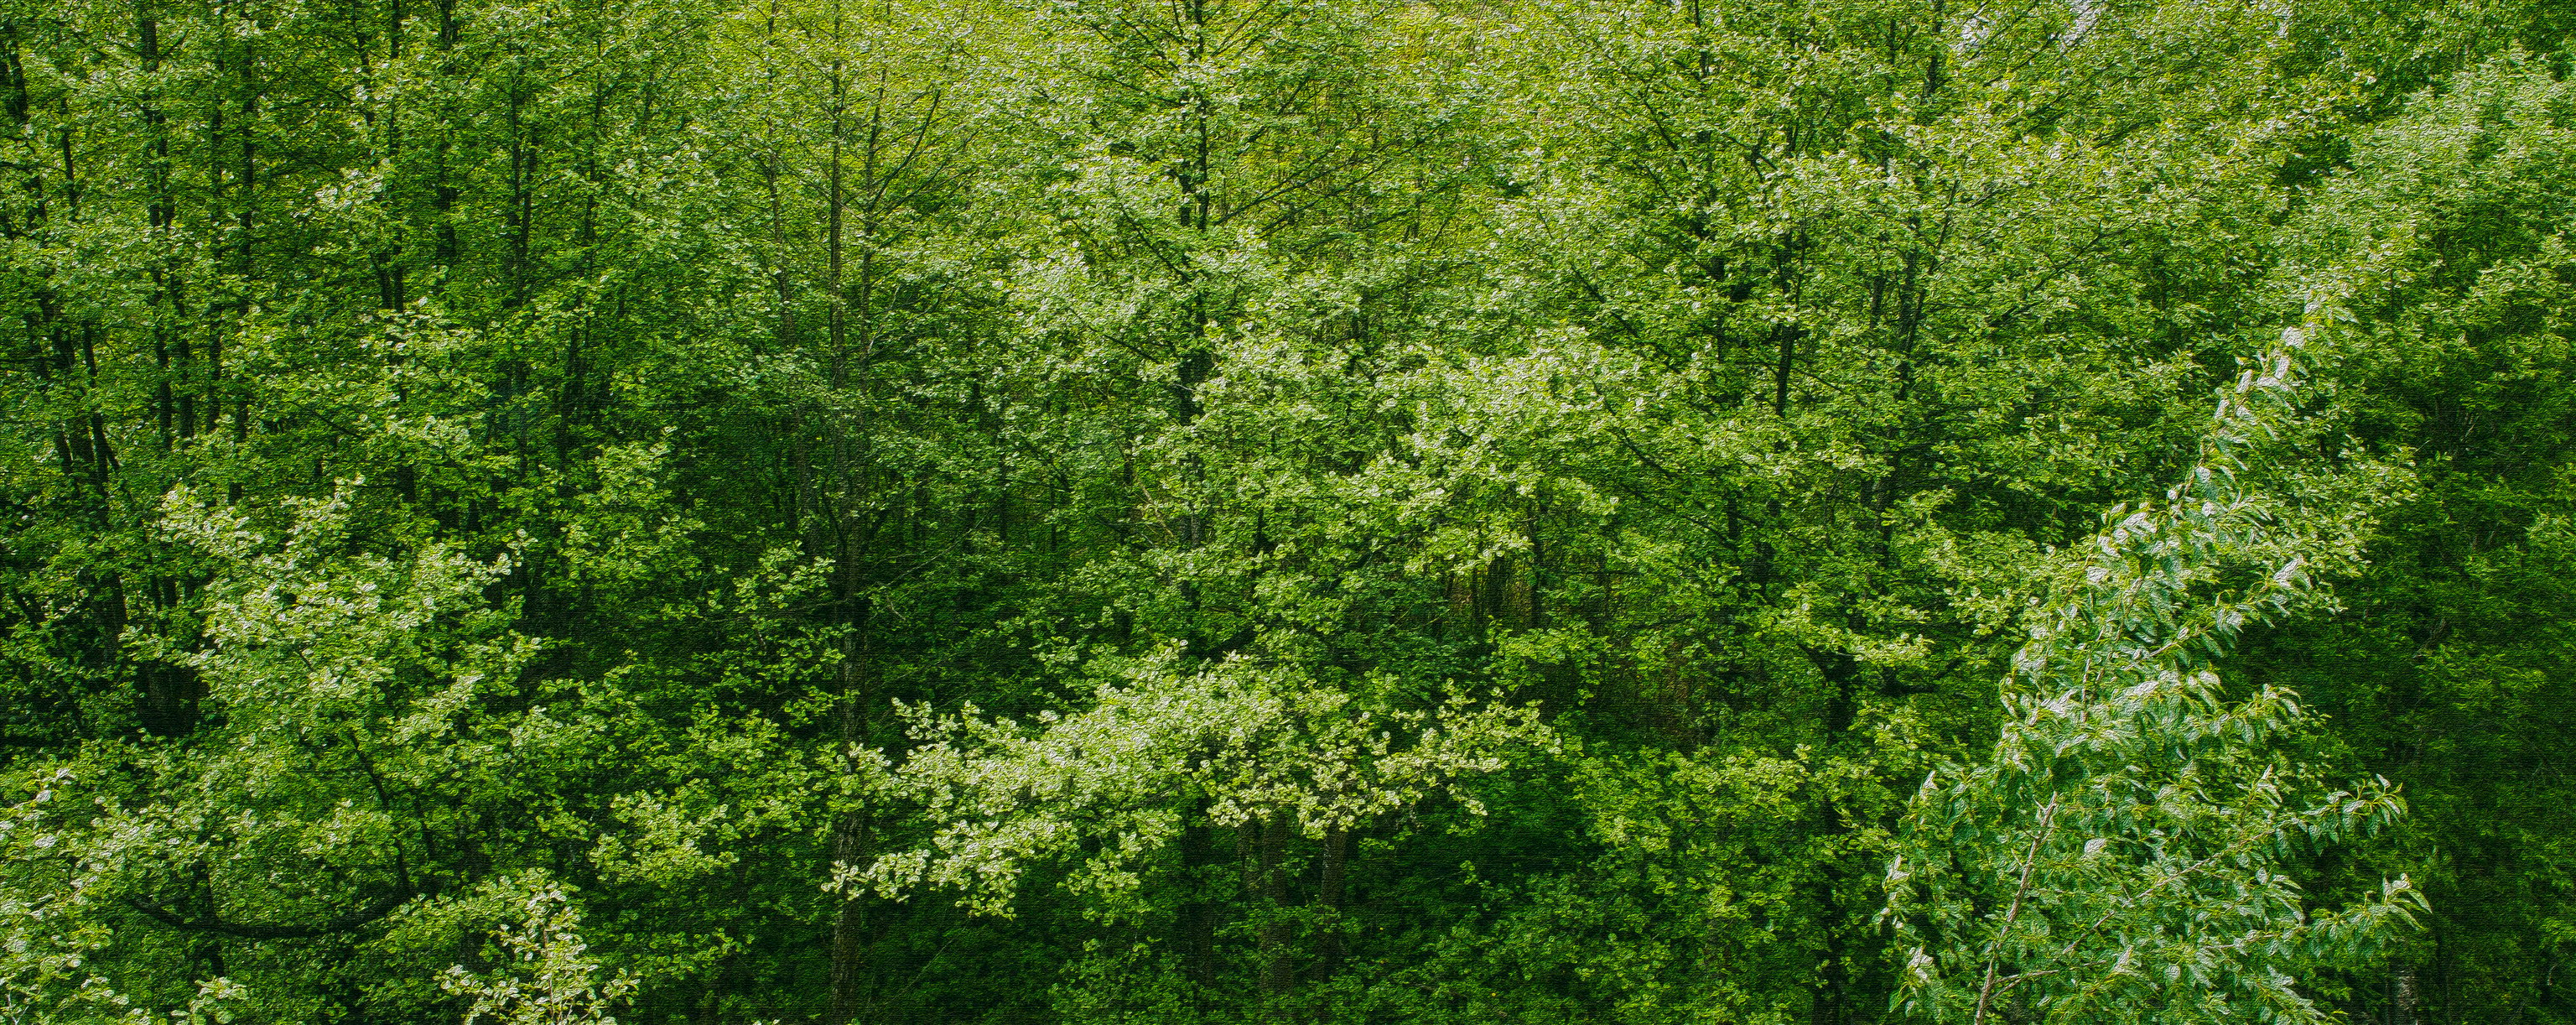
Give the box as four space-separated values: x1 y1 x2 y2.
1179 815 1223 991
826 691 873 1025
1311 826 1349 986
1257 812 1294 1005
819 15 876 1021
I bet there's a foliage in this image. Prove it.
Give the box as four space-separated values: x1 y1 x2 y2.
0 0 2566 1022
441 887 639 1025
1888 315 2424 1023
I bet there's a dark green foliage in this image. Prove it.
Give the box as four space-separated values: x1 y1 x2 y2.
2245 54 2576 1025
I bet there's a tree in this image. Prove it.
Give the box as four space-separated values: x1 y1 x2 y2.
1887 309 2424 1023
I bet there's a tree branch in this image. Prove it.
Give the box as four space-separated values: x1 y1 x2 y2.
125 882 421 940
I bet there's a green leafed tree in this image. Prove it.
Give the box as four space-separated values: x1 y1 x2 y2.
1888 314 2426 1023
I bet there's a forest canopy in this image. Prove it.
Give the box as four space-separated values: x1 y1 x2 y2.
1 0 2570 1022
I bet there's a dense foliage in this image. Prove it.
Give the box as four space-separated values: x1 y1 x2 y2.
0 0 2567 1021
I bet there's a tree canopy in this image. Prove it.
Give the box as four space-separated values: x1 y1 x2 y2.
1 0 2568 1022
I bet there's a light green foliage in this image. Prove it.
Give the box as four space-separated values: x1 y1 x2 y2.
864 651 1549 916
441 887 638 1025
0 768 250 1025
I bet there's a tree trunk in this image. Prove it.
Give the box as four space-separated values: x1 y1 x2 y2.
1257 812 1295 1006
1311 826 1349 986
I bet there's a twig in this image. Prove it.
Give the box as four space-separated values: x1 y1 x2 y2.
1974 793 2059 1025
